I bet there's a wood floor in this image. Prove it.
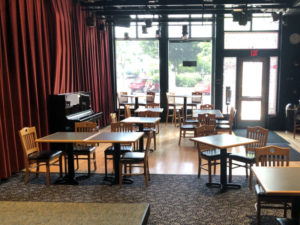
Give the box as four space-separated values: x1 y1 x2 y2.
44 123 300 176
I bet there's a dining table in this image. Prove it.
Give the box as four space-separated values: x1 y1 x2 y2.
134 107 164 114
85 132 144 184
191 134 258 192
121 117 161 151
167 94 191 120
193 109 224 119
36 132 97 185
252 167 300 224
121 94 153 109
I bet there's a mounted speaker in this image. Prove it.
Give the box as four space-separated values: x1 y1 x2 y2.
114 16 131 27
86 14 96 27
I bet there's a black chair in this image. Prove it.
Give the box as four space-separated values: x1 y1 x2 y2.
216 107 236 134
178 109 196 145
293 104 300 139
228 126 269 188
254 145 291 225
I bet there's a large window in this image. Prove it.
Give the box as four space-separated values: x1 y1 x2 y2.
115 40 159 96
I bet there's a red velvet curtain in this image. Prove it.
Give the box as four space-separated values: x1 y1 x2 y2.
0 0 114 180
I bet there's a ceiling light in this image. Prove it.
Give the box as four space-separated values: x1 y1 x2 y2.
145 19 152 28
272 12 281 21
155 29 161 38
142 25 148 34
124 32 129 40
86 13 96 27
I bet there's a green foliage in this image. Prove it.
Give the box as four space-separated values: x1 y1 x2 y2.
139 41 159 59
176 74 202 87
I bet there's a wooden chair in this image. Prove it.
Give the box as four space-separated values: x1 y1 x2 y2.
166 92 183 126
110 113 118 123
124 105 132 118
254 145 291 225
146 103 160 108
178 109 196 146
19 127 63 186
197 113 216 126
146 91 155 104
187 92 203 117
216 107 236 134
229 126 269 188
195 125 220 183
119 130 153 187
117 92 134 120
137 111 157 150
104 122 135 177
200 104 214 109
181 107 198 125
293 105 300 139
74 121 97 176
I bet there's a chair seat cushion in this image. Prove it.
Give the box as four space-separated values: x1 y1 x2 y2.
185 119 198 124
73 146 96 154
201 149 221 158
229 152 255 163
216 124 230 129
28 150 62 161
104 145 133 155
216 119 230 124
181 124 195 129
143 128 157 132
121 152 145 162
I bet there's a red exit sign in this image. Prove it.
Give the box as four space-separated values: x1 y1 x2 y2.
250 50 258 56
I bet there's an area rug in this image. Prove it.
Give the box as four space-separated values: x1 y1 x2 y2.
0 173 285 225
233 129 300 161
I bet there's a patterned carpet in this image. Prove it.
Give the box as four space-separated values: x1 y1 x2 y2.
0 173 284 225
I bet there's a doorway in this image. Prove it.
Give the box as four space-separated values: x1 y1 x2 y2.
236 57 268 128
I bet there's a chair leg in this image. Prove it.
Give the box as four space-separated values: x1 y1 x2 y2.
153 133 156 151
24 168 30 185
208 160 212 183
144 163 149 187
93 152 97 171
104 154 108 177
59 156 63 177
213 160 216 175
249 164 253 190
178 130 182 146
147 161 150 181
245 163 248 178
229 158 232 183
166 108 169 125
119 163 123 188
198 152 201 178
64 155 68 175
46 162 50 186
88 154 91 177
256 199 261 225
36 162 40 177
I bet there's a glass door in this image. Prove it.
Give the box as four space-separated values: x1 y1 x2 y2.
236 57 268 128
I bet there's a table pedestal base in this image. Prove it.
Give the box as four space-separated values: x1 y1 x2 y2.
206 182 241 192
103 176 133 185
54 176 79 185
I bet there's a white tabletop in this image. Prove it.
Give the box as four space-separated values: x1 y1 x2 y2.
122 117 161 124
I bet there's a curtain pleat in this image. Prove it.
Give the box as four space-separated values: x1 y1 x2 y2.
0 0 114 179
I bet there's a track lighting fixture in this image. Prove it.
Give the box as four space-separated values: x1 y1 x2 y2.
145 19 152 28
155 29 161 38
124 32 129 40
182 25 188 40
142 25 148 34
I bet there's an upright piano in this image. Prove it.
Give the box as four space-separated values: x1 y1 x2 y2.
48 92 103 133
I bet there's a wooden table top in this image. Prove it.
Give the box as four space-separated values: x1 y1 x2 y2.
193 109 224 119
190 134 258 149
122 94 152 98
36 132 97 143
252 167 300 196
122 117 161 124
135 107 163 113
85 132 144 144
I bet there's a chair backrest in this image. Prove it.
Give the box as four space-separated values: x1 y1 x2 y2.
200 104 214 109
229 107 236 126
198 113 216 126
118 92 129 104
110 113 118 123
111 122 134 132
19 127 39 166
124 105 131 118
146 91 155 104
246 126 269 152
255 145 290 167
75 121 97 132
191 92 203 104
146 103 160 108
167 92 175 105
138 111 149 117
194 125 216 151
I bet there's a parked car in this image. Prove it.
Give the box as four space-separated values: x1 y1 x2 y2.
129 78 159 92
195 83 211 95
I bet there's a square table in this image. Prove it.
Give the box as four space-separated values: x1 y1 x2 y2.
193 109 224 119
191 134 258 192
122 117 161 151
122 94 152 109
36 132 97 185
85 132 144 184
167 94 192 120
134 107 164 114
252 167 300 222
